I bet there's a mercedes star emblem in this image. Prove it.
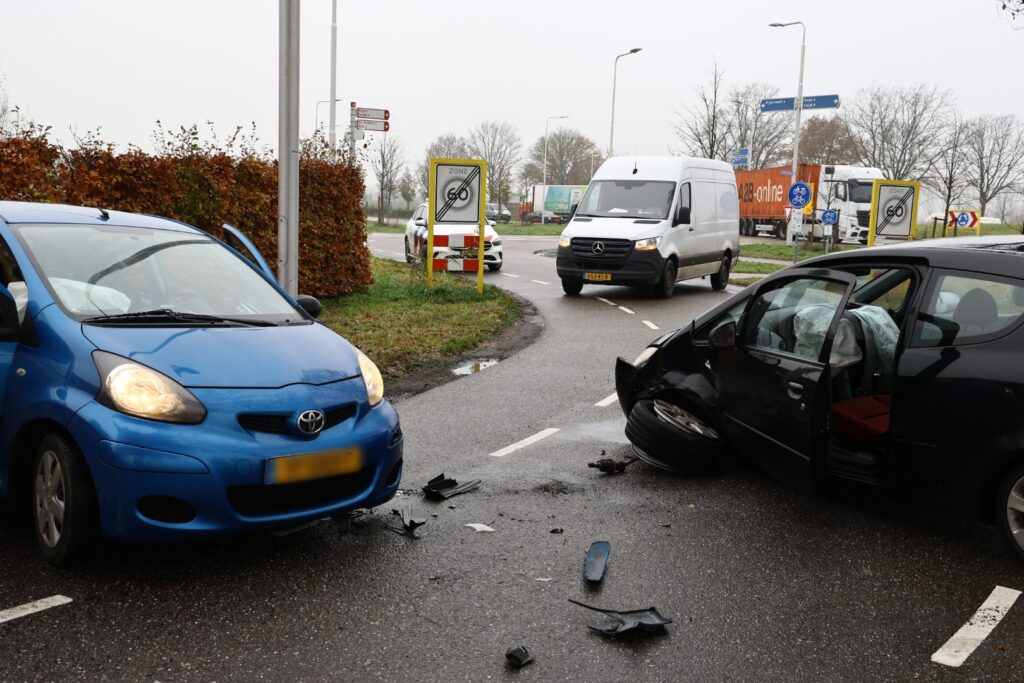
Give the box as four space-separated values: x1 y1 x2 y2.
591 241 605 255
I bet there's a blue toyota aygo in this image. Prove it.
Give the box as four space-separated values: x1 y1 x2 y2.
0 201 403 564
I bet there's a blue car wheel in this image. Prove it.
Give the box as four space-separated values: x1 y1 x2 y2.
33 433 99 565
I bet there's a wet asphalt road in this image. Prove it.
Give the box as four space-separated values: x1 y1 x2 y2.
1 234 1023 681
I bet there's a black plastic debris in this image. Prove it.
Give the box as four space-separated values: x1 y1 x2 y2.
505 646 534 668
550 527 564 534
587 455 638 475
568 599 673 636
583 540 611 585
423 473 481 500
388 507 427 537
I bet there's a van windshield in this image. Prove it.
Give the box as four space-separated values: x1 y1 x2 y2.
576 180 676 219
13 224 301 325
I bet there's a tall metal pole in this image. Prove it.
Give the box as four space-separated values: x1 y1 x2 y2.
328 0 337 149
542 115 568 225
609 48 641 157
771 22 806 261
278 0 300 294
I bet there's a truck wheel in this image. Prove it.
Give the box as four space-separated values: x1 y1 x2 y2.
625 399 722 474
561 278 584 296
996 460 1024 562
32 433 99 565
710 255 730 291
652 260 676 299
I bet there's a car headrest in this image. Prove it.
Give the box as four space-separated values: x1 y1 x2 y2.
934 291 961 315
952 288 998 329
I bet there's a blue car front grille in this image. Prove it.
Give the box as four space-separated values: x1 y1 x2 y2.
237 404 357 435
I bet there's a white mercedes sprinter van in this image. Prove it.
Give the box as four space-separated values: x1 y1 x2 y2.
555 156 739 297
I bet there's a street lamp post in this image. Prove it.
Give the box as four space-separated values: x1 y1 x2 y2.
542 115 568 225
314 99 344 136
329 0 338 149
609 48 641 157
769 21 806 261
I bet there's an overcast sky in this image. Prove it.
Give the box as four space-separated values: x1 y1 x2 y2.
2 1 1021 175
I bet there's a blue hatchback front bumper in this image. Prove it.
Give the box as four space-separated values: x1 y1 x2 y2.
67 377 403 542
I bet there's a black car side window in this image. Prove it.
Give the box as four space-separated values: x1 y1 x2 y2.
694 297 748 342
912 270 1024 347
741 277 847 361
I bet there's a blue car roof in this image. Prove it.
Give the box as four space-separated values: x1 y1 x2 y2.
0 201 203 234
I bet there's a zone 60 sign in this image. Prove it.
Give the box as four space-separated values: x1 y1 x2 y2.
431 161 486 224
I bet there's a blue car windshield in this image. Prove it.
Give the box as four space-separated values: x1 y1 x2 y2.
13 224 300 324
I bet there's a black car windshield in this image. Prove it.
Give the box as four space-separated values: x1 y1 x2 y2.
577 180 676 219
13 224 301 324
849 181 874 203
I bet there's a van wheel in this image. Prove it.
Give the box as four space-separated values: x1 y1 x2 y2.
32 433 98 565
652 260 676 299
710 255 730 290
561 278 584 296
996 460 1024 562
625 399 722 474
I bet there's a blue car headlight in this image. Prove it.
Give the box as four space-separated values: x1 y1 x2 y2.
355 349 384 406
93 351 207 424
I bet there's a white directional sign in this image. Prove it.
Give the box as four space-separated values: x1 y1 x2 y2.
355 107 389 121
355 119 390 132
432 161 484 224
867 179 921 245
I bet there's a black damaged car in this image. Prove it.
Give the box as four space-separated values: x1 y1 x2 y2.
615 236 1024 561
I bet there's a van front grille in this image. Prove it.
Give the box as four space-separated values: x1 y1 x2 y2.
570 237 633 265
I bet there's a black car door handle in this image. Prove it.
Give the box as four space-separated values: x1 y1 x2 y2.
786 381 804 399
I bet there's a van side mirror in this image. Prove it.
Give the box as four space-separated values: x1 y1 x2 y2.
675 206 691 226
0 288 18 340
708 320 736 350
296 295 322 319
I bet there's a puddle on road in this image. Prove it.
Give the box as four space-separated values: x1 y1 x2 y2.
452 359 499 376
534 249 557 258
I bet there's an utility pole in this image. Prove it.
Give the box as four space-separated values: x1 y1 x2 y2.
770 21 806 262
329 0 337 149
278 0 300 294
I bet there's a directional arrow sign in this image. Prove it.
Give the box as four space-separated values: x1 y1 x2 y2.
355 107 389 121
760 94 841 112
947 210 980 228
356 119 390 132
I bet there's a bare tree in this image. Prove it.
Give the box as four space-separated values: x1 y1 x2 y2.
993 189 1021 224
398 169 418 210
0 77 12 136
964 114 1024 216
522 129 603 186
797 115 859 165
369 135 403 225
924 117 970 235
466 121 521 213
417 133 469 196
672 61 730 161
841 84 952 180
726 83 790 169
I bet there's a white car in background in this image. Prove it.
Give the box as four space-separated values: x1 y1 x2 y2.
404 202 504 272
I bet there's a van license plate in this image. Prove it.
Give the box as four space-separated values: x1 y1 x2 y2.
267 448 363 485
584 272 612 282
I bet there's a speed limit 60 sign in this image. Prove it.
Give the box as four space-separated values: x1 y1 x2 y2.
867 179 920 246
430 159 487 224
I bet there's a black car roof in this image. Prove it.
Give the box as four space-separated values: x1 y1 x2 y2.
805 235 1024 279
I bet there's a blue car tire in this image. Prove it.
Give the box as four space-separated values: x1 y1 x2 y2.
33 433 99 565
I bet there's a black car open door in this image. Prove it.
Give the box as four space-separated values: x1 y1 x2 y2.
712 269 856 491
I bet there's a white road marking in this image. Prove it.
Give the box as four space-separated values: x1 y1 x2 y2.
500 273 519 278
595 297 616 306
389 251 404 256
489 427 560 457
931 586 1022 667
618 306 635 315
594 392 618 408
0 595 73 625
642 320 659 330
530 279 550 285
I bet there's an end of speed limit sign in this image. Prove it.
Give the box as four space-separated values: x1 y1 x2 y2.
867 179 920 246
430 159 487 224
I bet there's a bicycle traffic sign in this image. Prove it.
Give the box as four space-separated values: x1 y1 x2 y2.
788 182 812 209
821 209 838 226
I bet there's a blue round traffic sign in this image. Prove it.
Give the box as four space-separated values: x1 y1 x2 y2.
821 209 838 226
788 182 811 209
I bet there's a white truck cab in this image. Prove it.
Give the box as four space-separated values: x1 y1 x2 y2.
556 156 739 298
819 165 885 243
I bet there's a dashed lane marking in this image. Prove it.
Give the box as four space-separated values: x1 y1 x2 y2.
931 585 1021 667
618 306 635 315
0 595 73 625
594 393 618 408
530 279 550 285
489 428 560 457
642 320 659 330
500 273 519 278
595 297 616 306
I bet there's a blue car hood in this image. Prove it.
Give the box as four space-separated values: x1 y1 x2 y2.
81 322 362 389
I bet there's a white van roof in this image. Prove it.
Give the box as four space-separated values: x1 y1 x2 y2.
593 155 734 181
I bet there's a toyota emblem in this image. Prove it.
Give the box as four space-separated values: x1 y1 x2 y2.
591 241 605 255
296 409 326 435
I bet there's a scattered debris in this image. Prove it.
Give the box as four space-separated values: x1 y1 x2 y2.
388 507 427 537
270 518 326 537
587 455 638 475
687 503 698 510
535 577 553 582
504 646 534 668
550 528 564 534
465 523 495 533
423 473 481 500
568 599 673 636
583 541 611 585
658 523 671 528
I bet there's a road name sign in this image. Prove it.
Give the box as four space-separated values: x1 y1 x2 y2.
355 119 390 132
821 209 839 226
355 107 389 121
947 210 980 229
867 179 921 245
760 94 841 112
788 181 812 209
428 158 488 292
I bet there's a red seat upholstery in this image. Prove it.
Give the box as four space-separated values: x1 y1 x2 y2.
833 395 891 449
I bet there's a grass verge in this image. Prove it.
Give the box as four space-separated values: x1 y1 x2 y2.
367 221 564 236
732 260 786 275
729 277 762 289
740 242 860 262
320 258 521 380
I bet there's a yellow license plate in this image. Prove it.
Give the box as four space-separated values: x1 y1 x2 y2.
584 272 612 282
267 447 363 485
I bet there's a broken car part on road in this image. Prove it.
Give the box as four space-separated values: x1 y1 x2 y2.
583 540 611 585
504 646 534 668
568 599 673 636
422 473 481 500
588 455 638 475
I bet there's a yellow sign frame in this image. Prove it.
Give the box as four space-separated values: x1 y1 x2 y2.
427 157 488 294
867 179 920 246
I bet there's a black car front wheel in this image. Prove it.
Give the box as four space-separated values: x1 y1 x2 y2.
625 399 722 474
997 460 1024 562
32 433 99 565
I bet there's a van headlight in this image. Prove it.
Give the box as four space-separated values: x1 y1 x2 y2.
356 349 385 406
93 351 206 424
634 237 661 251
558 233 571 248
